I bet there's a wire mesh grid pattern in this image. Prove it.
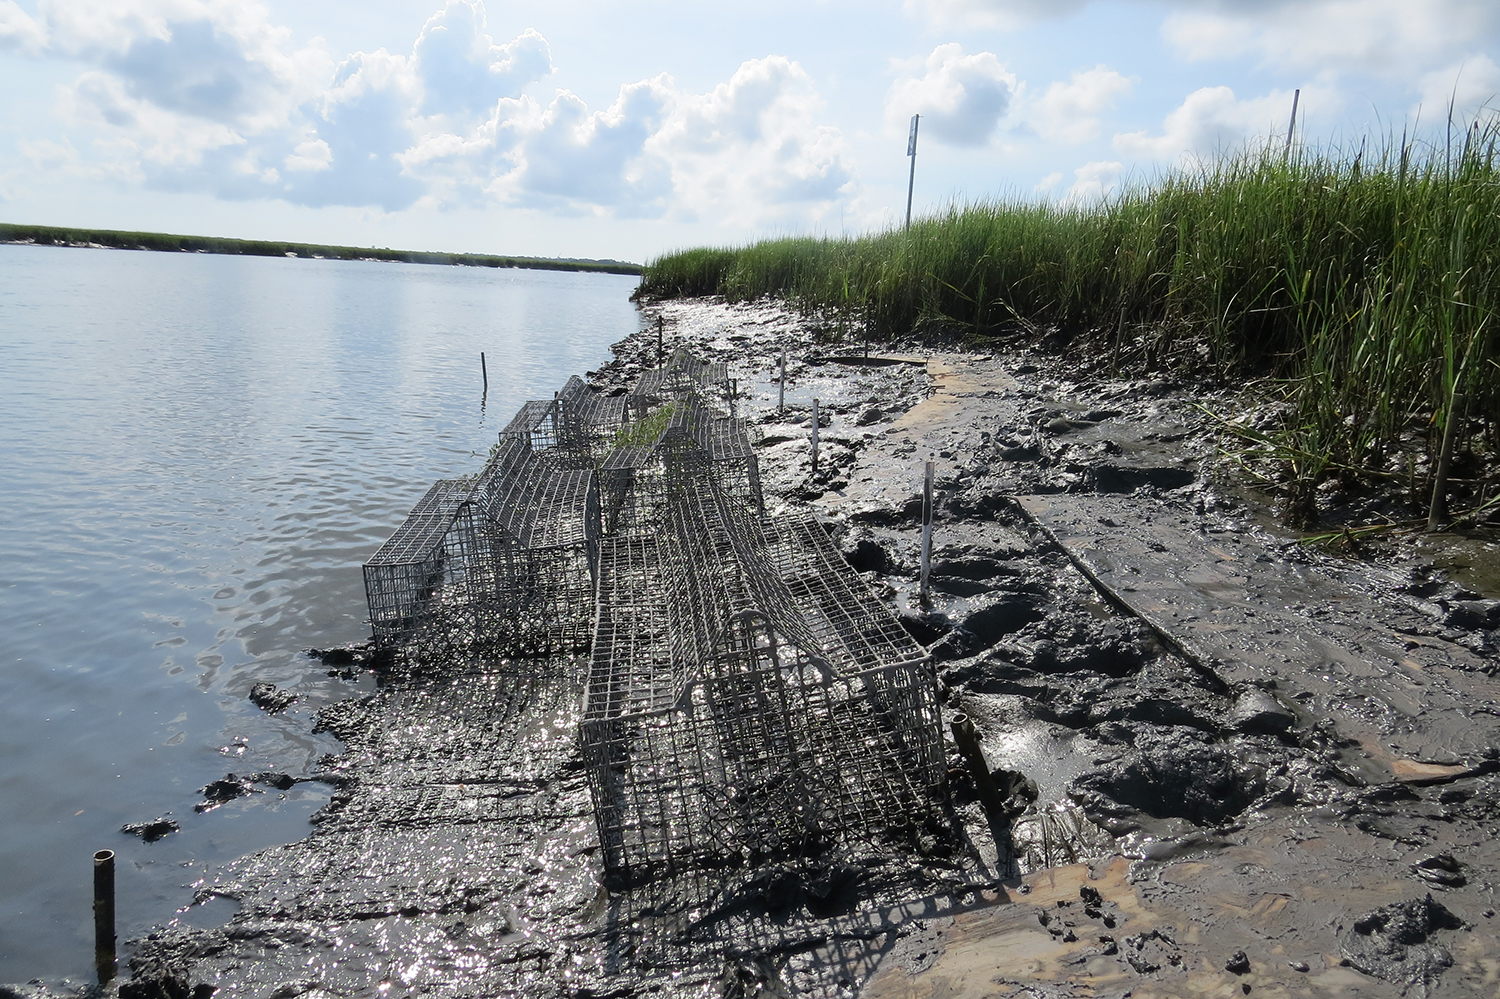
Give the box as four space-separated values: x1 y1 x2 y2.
599 393 763 536
582 470 948 889
363 479 481 646
359 352 957 982
629 347 732 415
500 377 628 468
364 438 599 660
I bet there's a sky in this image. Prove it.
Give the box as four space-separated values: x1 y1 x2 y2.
1 0 1498 263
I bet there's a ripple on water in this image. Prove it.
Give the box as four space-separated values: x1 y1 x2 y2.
0 244 640 982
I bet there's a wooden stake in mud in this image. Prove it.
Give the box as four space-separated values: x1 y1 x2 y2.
730 377 738 416
810 398 820 475
778 351 787 415
94 849 116 984
657 316 664 371
1429 393 1465 531
920 460 934 604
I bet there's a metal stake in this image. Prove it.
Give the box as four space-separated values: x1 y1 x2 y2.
919 460 934 603
1285 89 1300 152
94 849 116 984
480 352 488 394
905 114 921 231
810 398 820 475
657 316 664 371
778 351 786 416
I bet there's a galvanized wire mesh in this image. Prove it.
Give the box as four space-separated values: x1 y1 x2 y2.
629 347 732 416
583 470 946 888
600 392 762 536
362 353 953 960
364 429 598 661
363 479 481 647
500 377 627 469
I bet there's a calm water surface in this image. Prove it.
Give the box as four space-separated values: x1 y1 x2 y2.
0 244 640 982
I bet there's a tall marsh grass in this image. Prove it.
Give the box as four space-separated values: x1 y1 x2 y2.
638 126 1500 525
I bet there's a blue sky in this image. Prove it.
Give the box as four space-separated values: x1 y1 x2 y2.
2 0 1498 262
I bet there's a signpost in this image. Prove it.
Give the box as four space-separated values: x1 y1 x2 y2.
906 114 921 231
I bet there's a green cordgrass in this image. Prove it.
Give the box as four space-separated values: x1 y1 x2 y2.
0 223 642 275
637 125 1500 522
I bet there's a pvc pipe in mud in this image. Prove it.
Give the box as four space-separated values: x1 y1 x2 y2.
811 398 820 474
94 849 116 984
920 460 934 603
949 714 1007 829
480 352 488 393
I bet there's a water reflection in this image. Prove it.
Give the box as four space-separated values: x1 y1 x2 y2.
0 244 639 981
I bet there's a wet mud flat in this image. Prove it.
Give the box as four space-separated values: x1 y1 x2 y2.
116 298 1500 999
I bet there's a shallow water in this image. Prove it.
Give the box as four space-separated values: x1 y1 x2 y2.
0 243 640 983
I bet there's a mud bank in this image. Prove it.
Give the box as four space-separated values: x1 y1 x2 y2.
110 298 1500 999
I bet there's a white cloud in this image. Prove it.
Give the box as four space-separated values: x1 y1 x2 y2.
1030 65 1134 144
887 43 1016 147
468 56 855 226
1162 0 1499 81
284 137 331 172
1112 85 1314 163
1061 160 1121 204
0 1 46 53
663 57 854 221
907 0 1089 30
507 78 674 216
1415 55 1500 120
911 0 1500 110
1034 171 1062 192
412 3 551 119
15 2 858 226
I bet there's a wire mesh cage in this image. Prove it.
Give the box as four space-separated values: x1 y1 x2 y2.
558 375 629 465
363 479 482 647
582 471 947 888
365 417 599 661
500 377 628 469
628 347 733 417
362 352 954 940
599 392 762 537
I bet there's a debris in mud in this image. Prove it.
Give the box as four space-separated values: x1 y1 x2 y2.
1413 854 1467 889
121 817 180 842
1340 894 1465 993
1072 727 1258 828
194 774 260 812
1226 686 1296 734
248 682 297 714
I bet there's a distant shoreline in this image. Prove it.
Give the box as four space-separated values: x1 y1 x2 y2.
0 223 642 276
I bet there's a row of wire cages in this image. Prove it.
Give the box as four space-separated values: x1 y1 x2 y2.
358 352 730 664
362 348 952 895
362 391 621 666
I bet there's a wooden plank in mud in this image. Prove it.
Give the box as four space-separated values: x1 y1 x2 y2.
1015 493 1500 783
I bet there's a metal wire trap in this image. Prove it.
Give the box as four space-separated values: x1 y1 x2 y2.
500 377 627 469
629 347 732 416
364 412 600 662
582 472 949 890
599 391 763 537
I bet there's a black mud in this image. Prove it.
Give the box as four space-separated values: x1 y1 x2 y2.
106 298 1500 999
